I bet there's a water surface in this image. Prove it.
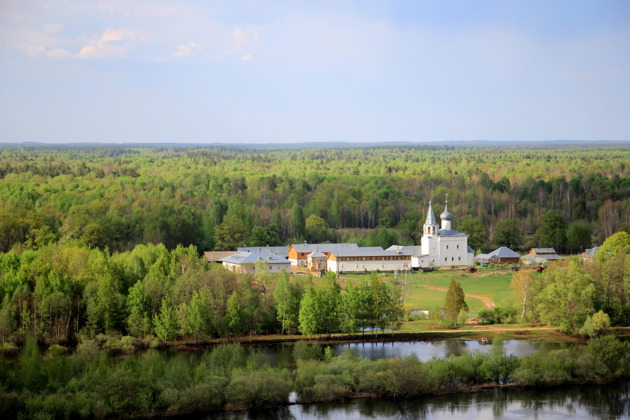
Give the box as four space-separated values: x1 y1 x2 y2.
195 381 630 420
252 340 565 367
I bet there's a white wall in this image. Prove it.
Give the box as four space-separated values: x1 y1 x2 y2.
327 259 410 273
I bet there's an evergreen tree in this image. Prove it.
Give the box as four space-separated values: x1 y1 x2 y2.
443 278 468 327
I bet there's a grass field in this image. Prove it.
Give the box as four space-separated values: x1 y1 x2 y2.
339 266 516 317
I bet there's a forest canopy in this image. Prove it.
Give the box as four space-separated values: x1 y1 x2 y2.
0 143 628 254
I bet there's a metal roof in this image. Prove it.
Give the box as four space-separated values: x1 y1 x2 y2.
584 246 600 258
238 246 289 258
291 243 359 253
204 251 237 262
521 253 564 262
425 201 438 226
488 246 521 258
437 229 466 237
531 248 557 254
307 250 327 258
329 246 411 258
386 245 423 256
440 202 453 221
221 251 290 265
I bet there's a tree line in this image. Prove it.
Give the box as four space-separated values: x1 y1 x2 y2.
509 231 630 334
0 144 629 255
0 242 403 346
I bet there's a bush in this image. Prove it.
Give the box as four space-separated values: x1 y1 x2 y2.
575 335 629 381
512 351 573 386
579 310 610 338
226 368 292 409
293 341 322 363
205 343 248 378
478 306 517 325
159 377 227 415
76 339 99 357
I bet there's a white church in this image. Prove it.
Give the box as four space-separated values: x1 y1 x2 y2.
388 200 474 268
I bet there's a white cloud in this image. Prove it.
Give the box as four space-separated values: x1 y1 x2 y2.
240 54 253 61
173 42 201 58
47 48 73 59
24 45 45 56
76 27 137 58
233 27 247 45
42 23 63 35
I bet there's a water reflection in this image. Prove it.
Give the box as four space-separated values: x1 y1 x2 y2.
326 340 562 362
194 382 629 419
249 340 565 367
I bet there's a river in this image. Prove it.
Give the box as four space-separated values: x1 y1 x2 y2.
252 339 565 367
189 381 630 419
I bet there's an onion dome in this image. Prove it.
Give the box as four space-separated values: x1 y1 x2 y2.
440 202 453 221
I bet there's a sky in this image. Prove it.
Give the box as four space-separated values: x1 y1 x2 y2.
0 0 629 144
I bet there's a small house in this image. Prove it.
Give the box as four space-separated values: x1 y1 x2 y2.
475 247 521 264
221 251 291 274
307 250 327 271
521 248 564 265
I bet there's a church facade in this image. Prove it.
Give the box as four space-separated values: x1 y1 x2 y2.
389 200 474 268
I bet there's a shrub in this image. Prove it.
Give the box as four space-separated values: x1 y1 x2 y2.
579 310 610 338
293 341 322 363
512 351 573 386
205 343 248 379
226 368 292 409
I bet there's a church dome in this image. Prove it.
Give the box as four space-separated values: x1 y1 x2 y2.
440 204 453 221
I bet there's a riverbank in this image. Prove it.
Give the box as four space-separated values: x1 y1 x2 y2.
160 325 582 351
1 335 628 419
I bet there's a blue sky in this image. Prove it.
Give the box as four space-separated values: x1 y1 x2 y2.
1 0 628 143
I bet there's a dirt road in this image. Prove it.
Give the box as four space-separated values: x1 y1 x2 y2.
419 284 496 309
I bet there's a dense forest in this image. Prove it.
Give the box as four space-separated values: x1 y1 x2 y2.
0 144 629 255
0 144 629 346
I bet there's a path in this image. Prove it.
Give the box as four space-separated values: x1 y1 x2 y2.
419 284 496 309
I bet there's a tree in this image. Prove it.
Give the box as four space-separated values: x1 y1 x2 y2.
457 215 489 252
184 289 211 340
367 228 398 249
223 291 244 338
536 210 568 252
492 219 521 249
274 271 302 334
249 225 281 247
298 287 319 337
289 202 306 241
594 232 630 325
153 297 179 341
305 214 329 243
510 270 536 320
443 278 468 327
85 274 125 335
566 222 592 254
214 214 249 251
397 210 423 245
536 261 596 334
298 274 341 337
127 280 151 337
